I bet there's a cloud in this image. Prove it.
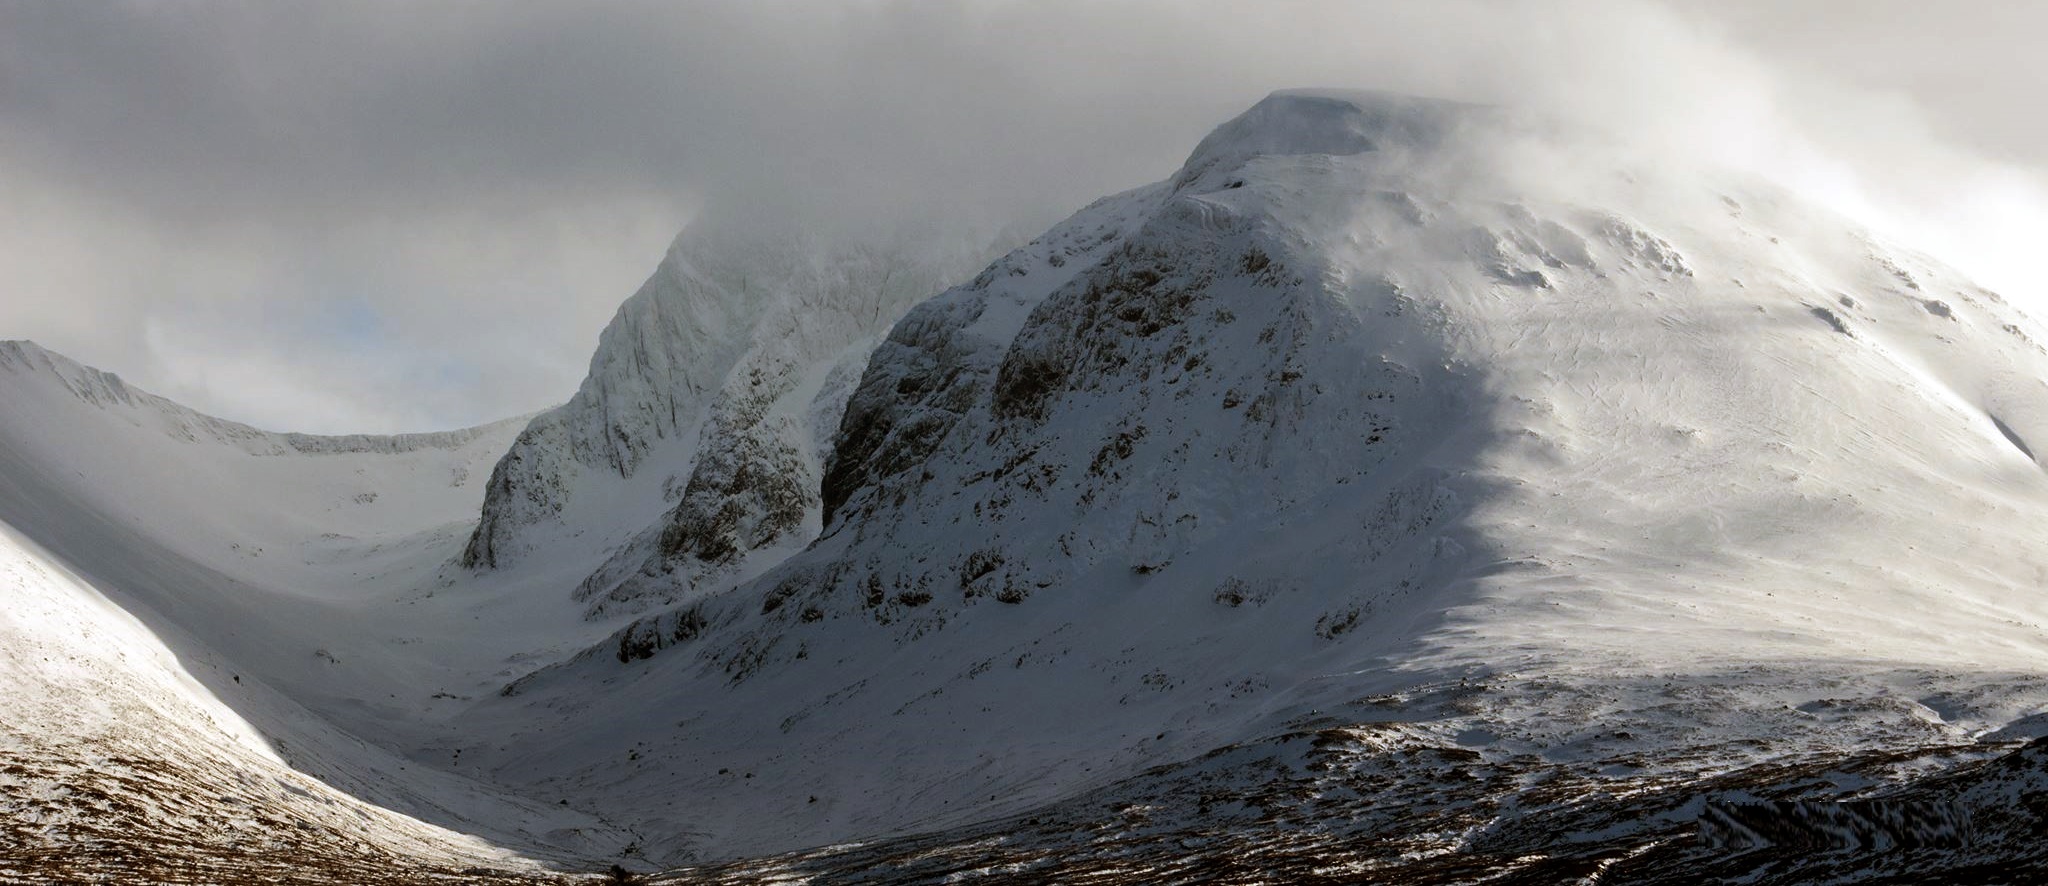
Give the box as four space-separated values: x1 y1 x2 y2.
1 0 2042 432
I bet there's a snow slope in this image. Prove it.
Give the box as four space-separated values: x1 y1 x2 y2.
468 90 2048 861
0 341 633 867
0 523 549 878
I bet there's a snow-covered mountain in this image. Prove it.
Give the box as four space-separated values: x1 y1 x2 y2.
465 90 2048 862
9 89 2048 880
460 217 998 609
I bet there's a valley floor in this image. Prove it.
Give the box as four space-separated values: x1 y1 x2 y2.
12 667 2048 879
8 693 2048 885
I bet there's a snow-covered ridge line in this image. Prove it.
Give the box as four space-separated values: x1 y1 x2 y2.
0 339 526 456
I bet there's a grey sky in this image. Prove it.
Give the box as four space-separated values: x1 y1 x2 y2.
3 1 2044 433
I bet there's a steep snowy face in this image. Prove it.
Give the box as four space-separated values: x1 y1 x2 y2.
817 92 1486 597
458 237 752 571
474 91 2048 860
460 222 995 577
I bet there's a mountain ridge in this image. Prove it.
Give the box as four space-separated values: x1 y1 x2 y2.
0 339 529 456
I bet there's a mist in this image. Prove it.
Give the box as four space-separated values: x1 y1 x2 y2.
2 0 2043 433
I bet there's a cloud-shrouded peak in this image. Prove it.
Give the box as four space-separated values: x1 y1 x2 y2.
1175 89 1483 188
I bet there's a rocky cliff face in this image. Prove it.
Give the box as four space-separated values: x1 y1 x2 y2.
459 220 997 574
